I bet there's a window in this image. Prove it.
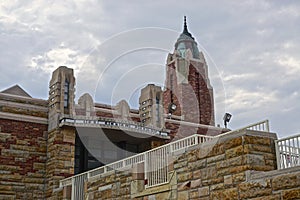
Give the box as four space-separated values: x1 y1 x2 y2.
64 81 69 108
156 96 160 124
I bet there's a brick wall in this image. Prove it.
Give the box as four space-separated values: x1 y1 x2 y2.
0 119 47 200
67 130 299 200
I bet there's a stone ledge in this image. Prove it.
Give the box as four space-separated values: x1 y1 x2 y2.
0 111 48 124
249 166 300 180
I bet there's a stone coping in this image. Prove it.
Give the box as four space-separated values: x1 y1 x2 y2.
248 165 300 180
0 111 48 124
0 99 48 112
165 118 228 132
0 92 48 105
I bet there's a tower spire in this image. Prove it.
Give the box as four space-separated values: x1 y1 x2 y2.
182 16 193 39
183 16 188 33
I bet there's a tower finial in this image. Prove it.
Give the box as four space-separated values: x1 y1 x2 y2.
183 16 188 32
182 16 193 38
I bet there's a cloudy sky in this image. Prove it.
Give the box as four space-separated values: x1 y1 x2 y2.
0 0 299 137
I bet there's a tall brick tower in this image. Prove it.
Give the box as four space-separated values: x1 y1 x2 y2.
163 17 215 125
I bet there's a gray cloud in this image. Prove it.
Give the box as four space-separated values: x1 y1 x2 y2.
0 0 299 137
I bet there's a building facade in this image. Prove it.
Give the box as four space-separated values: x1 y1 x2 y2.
0 18 226 199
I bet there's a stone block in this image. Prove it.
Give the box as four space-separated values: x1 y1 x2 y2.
210 183 224 191
239 179 272 198
272 172 300 191
225 145 244 159
177 191 189 199
244 135 271 146
224 175 232 185
177 172 192 182
210 187 238 200
191 179 201 188
155 191 172 200
207 154 225 164
282 188 300 200
200 166 217 180
224 137 242 149
248 194 281 200
193 170 201 179
198 186 209 197
244 154 265 166
188 159 206 171
189 189 199 199
232 172 246 183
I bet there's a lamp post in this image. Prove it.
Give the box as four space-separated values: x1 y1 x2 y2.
223 113 232 128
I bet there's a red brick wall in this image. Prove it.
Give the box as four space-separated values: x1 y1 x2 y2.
0 118 47 199
163 60 215 126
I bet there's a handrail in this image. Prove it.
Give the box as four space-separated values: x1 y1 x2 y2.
275 133 300 170
217 120 269 137
59 134 213 188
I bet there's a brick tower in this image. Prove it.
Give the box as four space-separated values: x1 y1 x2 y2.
163 17 215 125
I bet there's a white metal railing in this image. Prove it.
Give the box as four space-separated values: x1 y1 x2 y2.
59 117 169 138
219 120 269 136
59 134 213 199
275 133 300 169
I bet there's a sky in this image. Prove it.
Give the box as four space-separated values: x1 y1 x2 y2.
0 0 299 138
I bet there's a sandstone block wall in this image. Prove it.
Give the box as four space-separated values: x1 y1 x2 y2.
69 130 300 200
46 127 76 200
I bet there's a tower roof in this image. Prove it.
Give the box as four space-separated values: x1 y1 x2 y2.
1 84 32 97
175 16 200 59
182 16 194 40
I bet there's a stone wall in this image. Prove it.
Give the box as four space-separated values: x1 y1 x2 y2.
69 129 299 200
45 127 76 200
0 119 47 200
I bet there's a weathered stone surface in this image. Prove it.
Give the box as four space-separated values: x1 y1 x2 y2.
225 145 244 159
177 172 193 182
272 172 300 190
248 194 281 200
177 191 189 199
244 135 271 146
188 159 206 170
224 137 242 149
210 187 238 200
224 175 232 185
282 188 300 200
239 179 272 198
198 186 209 197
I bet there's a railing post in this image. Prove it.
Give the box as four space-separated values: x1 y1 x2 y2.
275 140 281 170
71 177 75 200
266 120 270 132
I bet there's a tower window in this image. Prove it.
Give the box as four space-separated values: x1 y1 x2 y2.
156 96 160 125
64 81 69 108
